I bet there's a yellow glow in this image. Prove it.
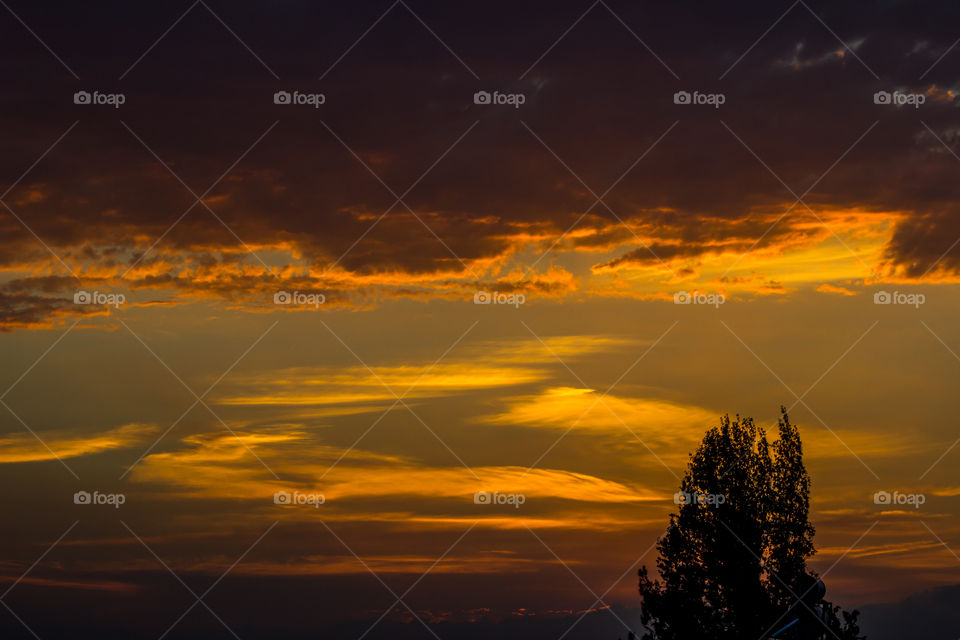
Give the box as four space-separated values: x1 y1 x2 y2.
487 387 717 437
130 431 660 517
0 423 156 463
216 363 546 406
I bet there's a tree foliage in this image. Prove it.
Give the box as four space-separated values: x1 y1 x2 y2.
637 409 863 639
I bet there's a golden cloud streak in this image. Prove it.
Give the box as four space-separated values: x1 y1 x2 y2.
486 387 716 436
0 423 157 463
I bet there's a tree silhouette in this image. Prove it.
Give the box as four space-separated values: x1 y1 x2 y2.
637 409 864 639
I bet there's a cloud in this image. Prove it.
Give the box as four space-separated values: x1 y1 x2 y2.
213 334 638 410
4 2 960 329
130 430 655 504
215 363 545 407
485 387 717 441
0 423 157 463
817 283 858 296
0 572 137 592
186 553 550 577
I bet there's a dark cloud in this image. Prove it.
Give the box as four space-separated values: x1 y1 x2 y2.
2 0 960 328
0 291 87 331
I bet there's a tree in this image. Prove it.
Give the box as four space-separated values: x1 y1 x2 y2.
637 409 864 639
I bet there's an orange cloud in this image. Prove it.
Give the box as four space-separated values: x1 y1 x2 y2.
0 423 157 463
486 387 716 441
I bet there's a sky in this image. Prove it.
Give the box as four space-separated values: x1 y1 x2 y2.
1 1 960 638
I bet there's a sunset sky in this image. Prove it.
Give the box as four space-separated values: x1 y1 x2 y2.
1 1 959 638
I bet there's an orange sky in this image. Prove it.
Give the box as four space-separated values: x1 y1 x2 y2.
2 2 960 638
